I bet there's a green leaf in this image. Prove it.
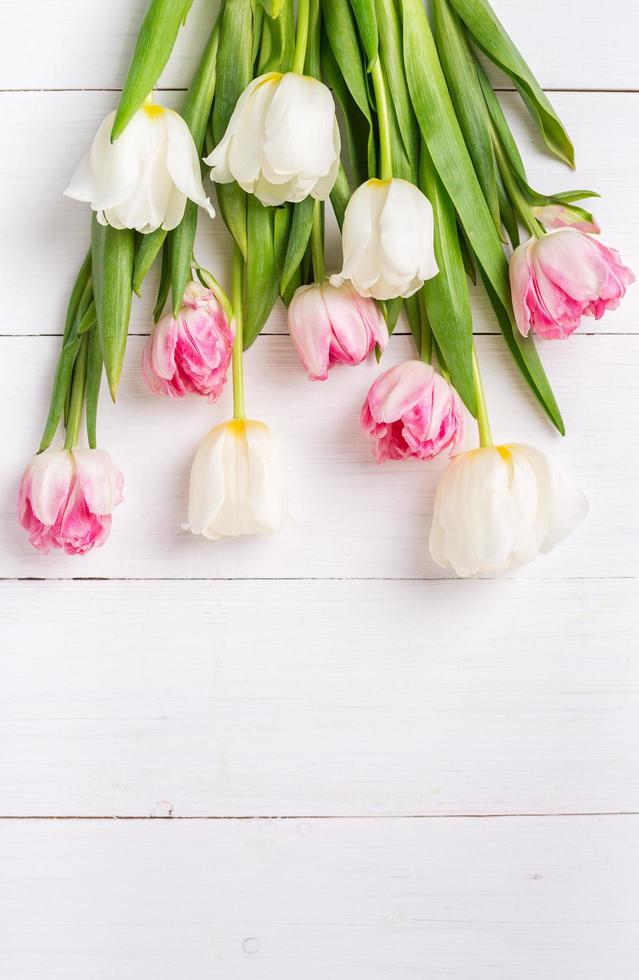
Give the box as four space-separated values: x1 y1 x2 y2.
374 0 418 172
181 17 221 150
280 197 315 295
420 141 476 415
402 0 563 433
85 324 103 449
111 0 194 141
323 0 371 123
330 163 351 229
404 293 422 353
379 298 402 336
133 229 166 294
433 0 500 230
475 58 527 181
256 0 285 17
448 0 575 168
244 196 279 347
257 0 295 73
322 40 370 186
212 0 254 256
154 239 172 322
170 199 197 316
348 0 378 67
91 217 135 401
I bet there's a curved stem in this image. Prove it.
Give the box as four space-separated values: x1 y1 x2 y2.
472 345 493 448
231 245 246 420
64 335 88 451
292 0 310 75
492 133 543 239
371 57 392 181
310 200 325 281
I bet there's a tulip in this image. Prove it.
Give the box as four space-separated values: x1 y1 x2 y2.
205 72 340 207
184 420 286 540
288 281 388 381
532 203 600 235
65 103 215 233
510 228 634 340
429 444 588 577
142 282 234 401
18 449 124 555
361 360 464 463
330 178 438 300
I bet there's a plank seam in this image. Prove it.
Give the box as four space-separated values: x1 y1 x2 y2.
0 812 637 821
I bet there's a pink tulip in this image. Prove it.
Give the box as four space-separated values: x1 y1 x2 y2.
361 360 464 463
288 280 389 381
142 282 234 400
510 228 634 340
18 449 123 555
532 203 601 235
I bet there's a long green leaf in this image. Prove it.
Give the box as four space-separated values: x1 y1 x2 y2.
448 0 574 168
420 142 476 415
330 163 351 229
323 0 371 123
111 0 193 141
348 0 378 67
402 0 563 433
257 0 295 73
433 0 500 230
374 0 418 170
85 324 103 449
91 218 135 400
280 197 315 295
244 196 278 348
322 40 369 186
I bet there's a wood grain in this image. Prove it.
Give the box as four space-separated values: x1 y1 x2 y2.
1 91 637 339
1 816 637 979
1 579 637 817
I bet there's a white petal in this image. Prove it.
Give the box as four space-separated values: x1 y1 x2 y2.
164 109 215 219
27 450 75 526
262 74 338 181
184 423 229 537
73 448 124 515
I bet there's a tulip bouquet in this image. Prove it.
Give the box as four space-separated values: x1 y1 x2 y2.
19 0 633 575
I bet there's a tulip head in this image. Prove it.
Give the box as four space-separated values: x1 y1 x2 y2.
288 281 389 381
18 449 124 555
361 360 465 463
510 228 634 340
429 444 588 577
65 104 215 234
142 282 234 401
533 203 601 235
184 420 286 540
330 178 439 301
205 72 340 207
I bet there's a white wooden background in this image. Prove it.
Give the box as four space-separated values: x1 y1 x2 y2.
1 1 638 976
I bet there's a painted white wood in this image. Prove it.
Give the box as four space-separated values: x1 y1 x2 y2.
1 90 637 339
1 816 637 979
2 0 638 91
3 333 638 579
1 579 637 818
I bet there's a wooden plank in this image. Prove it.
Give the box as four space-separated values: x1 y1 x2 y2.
1 579 637 817
0 90 636 339
2 0 638 90
2 333 638 580
1 816 637 978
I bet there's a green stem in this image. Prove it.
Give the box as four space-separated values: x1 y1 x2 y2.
371 57 392 181
310 200 325 281
492 133 543 239
231 245 246 420
471 345 493 448
194 263 234 323
292 0 310 74
417 290 432 363
64 335 89 451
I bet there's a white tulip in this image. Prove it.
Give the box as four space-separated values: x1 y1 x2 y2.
184 420 286 540
330 178 439 300
429 444 588 577
65 103 215 234
204 71 340 207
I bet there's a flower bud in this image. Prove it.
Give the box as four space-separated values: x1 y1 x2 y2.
18 449 124 555
142 282 234 401
65 104 215 233
510 228 634 340
361 360 464 463
205 72 340 207
532 203 600 235
330 178 438 300
429 444 588 577
184 420 286 540
288 281 388 381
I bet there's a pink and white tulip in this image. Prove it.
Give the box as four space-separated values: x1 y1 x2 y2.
510 228 634 340
18 449 124 555
532 203 600 235
361 360 464 463
142 282 234 401
288 280 388 381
